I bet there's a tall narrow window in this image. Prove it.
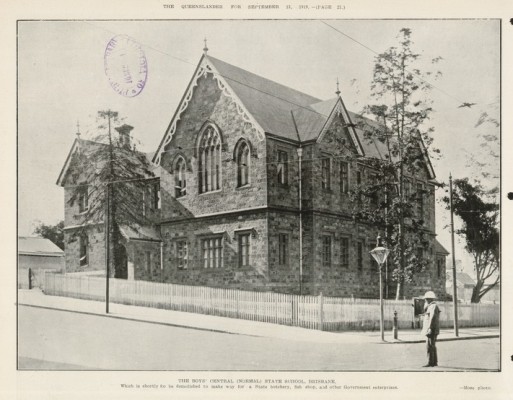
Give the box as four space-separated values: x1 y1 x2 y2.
321 157 331 190
175 157 187 198
175 240 188 270
202 237 223 268
416 182 424 219
369 242 378 270
238 233 251 267
340 161 349 194
236 141 250 187
417 247 424 262
278 233 289 266
404 178 412 201
198 126 221 193
437 258 445 278
277 150 288 185
356 170 363 205
340 237 349 267
321 235 332 267
79 234 88 266
145 251 152 273
153 182 161 209
78 185 89 213
369 174 379 206
357 241 363 271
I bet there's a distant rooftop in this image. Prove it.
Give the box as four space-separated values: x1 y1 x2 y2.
18 236 64 257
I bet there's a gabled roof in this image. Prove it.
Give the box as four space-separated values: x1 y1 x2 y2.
57 138 158 187
456 272 476 286
208 56 320 141
434 239 450 255
18 237 64 257
153 54 436 179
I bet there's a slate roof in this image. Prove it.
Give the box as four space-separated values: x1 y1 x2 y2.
209 56 320 141
208 56 423 168
18 237 64 257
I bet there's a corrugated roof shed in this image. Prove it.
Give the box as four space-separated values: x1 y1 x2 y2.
18 237 64 257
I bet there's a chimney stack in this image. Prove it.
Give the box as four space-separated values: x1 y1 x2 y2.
115 124 134 150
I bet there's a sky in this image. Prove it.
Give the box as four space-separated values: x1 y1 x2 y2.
17 20 500 276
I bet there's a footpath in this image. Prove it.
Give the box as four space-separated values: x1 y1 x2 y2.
18 289 499 345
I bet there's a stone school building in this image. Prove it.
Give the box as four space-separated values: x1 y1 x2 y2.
58 50 448 298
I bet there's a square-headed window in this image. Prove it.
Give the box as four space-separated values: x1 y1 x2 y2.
340 161 349 194
321 157 331 190
202 237 223 269
238 233 251 267
340 237 349 267
321 235 332 267
175 240 188 270
78 186 89 213
278 233 289 266
357 241 364 271
79 234 88 266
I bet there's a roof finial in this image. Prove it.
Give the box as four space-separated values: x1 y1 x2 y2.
76 120 81 139
335 77 341 97
203 37 209 55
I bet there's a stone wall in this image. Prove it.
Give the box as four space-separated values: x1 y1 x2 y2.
159 73 268 222
159 210 269 290
64 226 105 273
132 240 162 282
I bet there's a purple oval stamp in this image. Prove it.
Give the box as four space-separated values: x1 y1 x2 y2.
104 35 148 97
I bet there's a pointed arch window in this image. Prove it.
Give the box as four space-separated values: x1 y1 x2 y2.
174 156 187 198
236 140 250 187
198 125 221 193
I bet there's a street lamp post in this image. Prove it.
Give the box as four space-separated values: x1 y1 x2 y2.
370 235 390 342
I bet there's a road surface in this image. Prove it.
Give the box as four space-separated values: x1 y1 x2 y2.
18 305 499 371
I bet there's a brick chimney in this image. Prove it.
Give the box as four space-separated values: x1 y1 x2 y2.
115 124 134 150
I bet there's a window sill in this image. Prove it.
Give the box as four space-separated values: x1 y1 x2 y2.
199 189 223 196
235 184 252 190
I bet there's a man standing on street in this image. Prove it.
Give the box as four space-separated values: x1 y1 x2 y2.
421 291 441 367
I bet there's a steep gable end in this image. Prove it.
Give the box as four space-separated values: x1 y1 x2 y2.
153 55 266 165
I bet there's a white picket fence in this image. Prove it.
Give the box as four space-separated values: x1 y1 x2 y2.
43 274 499 331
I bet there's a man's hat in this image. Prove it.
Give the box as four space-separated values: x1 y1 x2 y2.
423 290 437 299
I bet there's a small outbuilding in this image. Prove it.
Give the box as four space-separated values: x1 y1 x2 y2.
18 236 64 271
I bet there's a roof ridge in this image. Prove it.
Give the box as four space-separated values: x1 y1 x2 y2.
207 55 322 106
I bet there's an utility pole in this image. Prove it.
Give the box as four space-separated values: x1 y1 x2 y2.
105 181 110 314
449 173 459 336
297 147 303 295
103 109 117 314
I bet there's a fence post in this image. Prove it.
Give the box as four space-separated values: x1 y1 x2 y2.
318 292 324 331
291 295 298 326
393 310 398 340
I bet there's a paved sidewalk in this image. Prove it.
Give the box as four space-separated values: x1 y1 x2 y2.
17 289 499 344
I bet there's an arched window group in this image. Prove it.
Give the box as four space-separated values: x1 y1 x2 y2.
172 124 253 197
198 126 221 193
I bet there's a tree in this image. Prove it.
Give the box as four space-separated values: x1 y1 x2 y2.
33 220 65 250
442 99 500 303
352 28 442 299
68 110 156 278
441 178 499 303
